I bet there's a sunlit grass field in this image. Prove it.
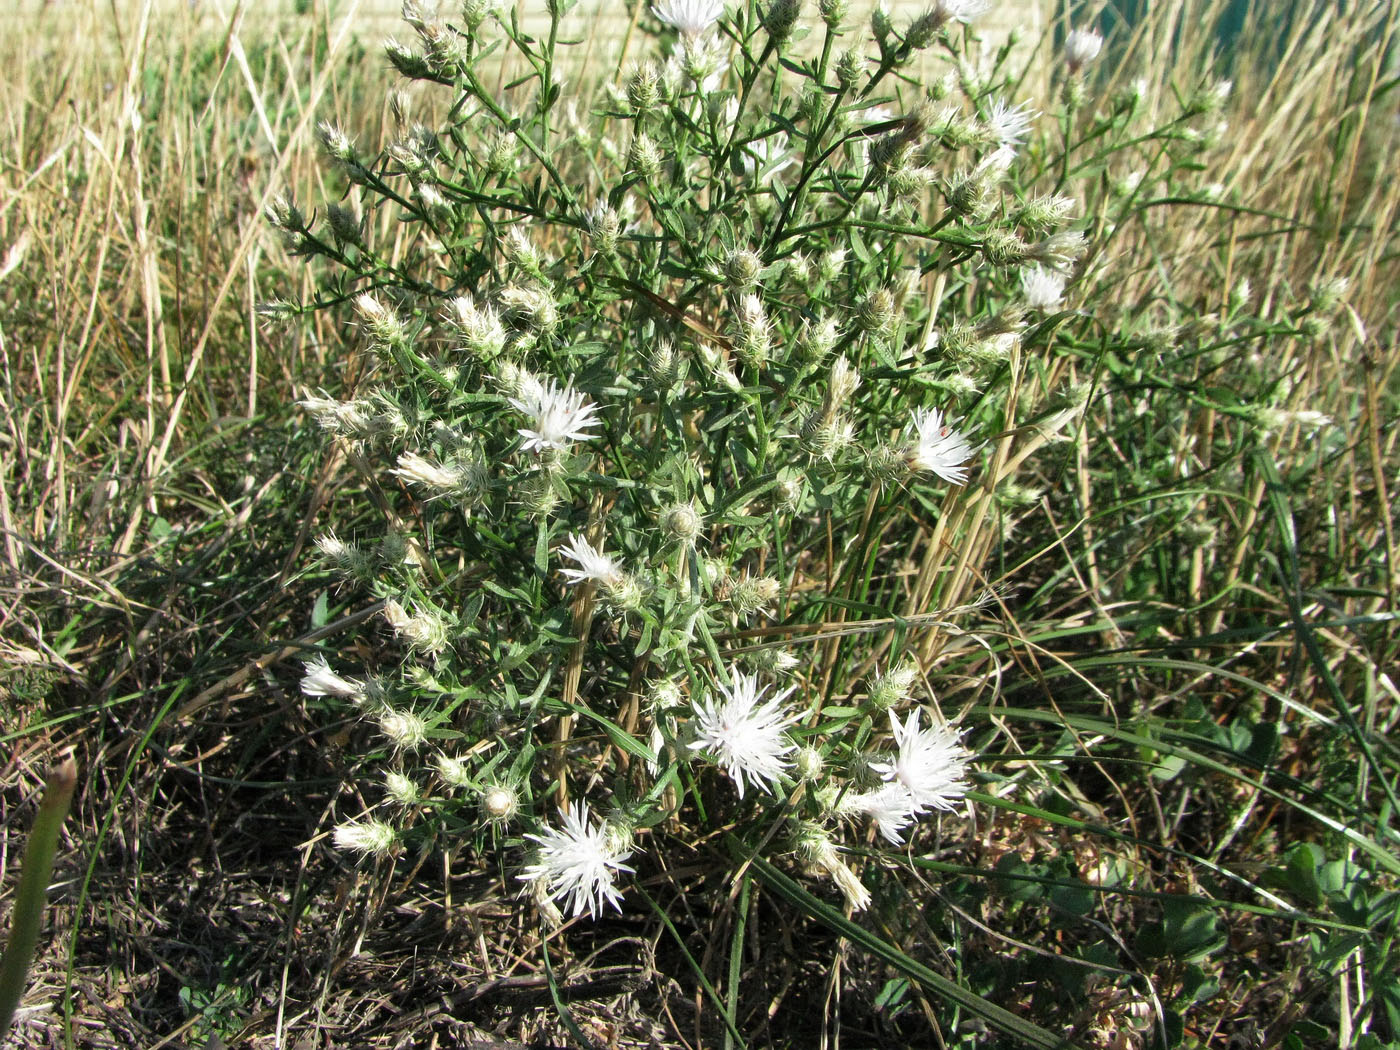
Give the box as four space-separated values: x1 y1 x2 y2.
1 0 1397 1047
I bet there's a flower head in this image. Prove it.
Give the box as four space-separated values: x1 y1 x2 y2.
652 0 725 38
1021 266 1067 310
1064 27 1104 72
904 407 975 485
300 655 365 700
841 782 920 844
870 708 971 812
984 98 1037 150
931 0 988 23
689 668 799 798
558 533 623 587
333 818 397 856
520 801 636 919
509 379 602 455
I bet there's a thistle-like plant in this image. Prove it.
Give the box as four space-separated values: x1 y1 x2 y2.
268 0 1114 1038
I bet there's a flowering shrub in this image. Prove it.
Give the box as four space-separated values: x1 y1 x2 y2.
273 0 1095 919
259 0 1260 1032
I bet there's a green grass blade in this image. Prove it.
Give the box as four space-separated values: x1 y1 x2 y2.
0 754 78 1041
743 853 1082 1050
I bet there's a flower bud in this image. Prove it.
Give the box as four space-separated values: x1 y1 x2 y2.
627 62 663 114
461 0 495 29
775 475 804 511
498 284 559 334
315 532 373 578
793 746 825 782
723 248 764 290
326 203 363 246
869 662 917 710
266 194 306 233
383 599 450 656
870 4 892 40
628 132 664 179
818 248 847 284
485 131 518 175
585 200 621 255
982 230 1029 267
385 771 420 805
661 501 704 545
1018 194 1077 233
722 574 781 618
502 225 545 278
835 48 863 91
1063 27 1103 73
855 288 896 335
762 0 802 47
355 292 410 348
481 783 520 823
645 337 680 387
649 678 686 711
818 0 846 28
446 295 508 358
734 294 772 368
378 706 428 750
799 315 841 362
434 753 473 788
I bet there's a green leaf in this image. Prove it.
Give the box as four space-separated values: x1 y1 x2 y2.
310 590 330 629
1178 963 1219 1004
1283 842 1325 908
534 524 550 574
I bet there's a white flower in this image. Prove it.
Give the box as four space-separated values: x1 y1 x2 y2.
984 98 1036 149
870 708 971 812
558 533 623 586
1021 266 1066 310
931 0 989 23
904 407 974 485
1064 27 1103 72
743 133 798 179
300 655 365 699
392 451 467 492
383 599 449 656
689 668 798 798
445 295 507 358
333 818 396 856
520 801 636 919
509 379 602 454
842 782 920 844
652 0 725 37
975 144 1017 179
